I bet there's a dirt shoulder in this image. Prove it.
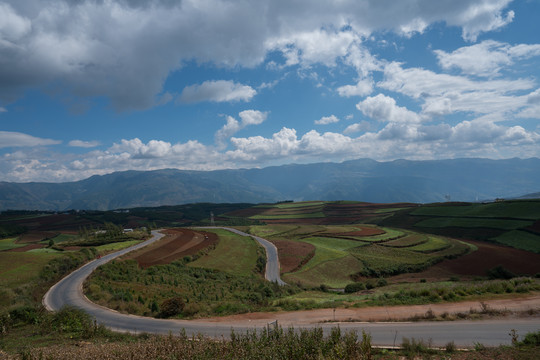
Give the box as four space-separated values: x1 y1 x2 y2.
199 294 540 326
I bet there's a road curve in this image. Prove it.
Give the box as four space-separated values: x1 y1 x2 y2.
204 227 286 285
43 230 540 347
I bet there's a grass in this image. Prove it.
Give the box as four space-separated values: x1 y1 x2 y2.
48 233 77 244
188 228 259 277
415 217 533 230
0 252 59 288
408 236 450 253
382 234 427 247
250 212 325 220
95 240 143 253
0 237 26 251
302 236 366 251
275 201 324 209
354 227 404 242
411 200 540 220
491 230 540 253
284 255 365 288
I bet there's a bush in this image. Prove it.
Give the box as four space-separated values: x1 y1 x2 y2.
159 297 185 318
50 306 92 334
344 282 365 293
487 265 516 280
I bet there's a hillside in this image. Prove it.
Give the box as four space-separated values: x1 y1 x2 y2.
1 157 540 210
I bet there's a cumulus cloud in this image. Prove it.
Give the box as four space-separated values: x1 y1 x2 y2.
379 62 534 118
344 121 370 135
337 79 373 97
215 110 268 147
178 80 256 104
0 0 517 110
0 131 61 148
315 115 339 125
435 40 540 77
356 94 421 124
68 140 101 148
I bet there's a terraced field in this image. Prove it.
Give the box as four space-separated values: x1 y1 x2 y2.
247 224 471 288
407 200 540 253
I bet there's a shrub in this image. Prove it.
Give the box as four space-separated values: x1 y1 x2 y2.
344 282 366 293
159 297 185 318
487 265 516 280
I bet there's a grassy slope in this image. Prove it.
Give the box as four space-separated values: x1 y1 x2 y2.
188 228 259 276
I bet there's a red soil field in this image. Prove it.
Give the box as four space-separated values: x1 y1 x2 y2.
270 239 315 273
126 229 218 268
18 231 58 243
6 243 45 252
390 239 540 282
335 227 386 236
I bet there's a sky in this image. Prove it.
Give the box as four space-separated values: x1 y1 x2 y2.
1 0 540 183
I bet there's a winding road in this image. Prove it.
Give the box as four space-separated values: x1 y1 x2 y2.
43 229 539 348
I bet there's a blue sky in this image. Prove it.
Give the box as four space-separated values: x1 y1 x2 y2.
1 0 540 182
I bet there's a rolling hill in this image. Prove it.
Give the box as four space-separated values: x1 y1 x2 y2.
1 157 539 211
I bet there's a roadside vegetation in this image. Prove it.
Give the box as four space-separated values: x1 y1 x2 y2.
3 326 539 359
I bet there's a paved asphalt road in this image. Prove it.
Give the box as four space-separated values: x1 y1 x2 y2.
210 227 286 285
43 229 539 347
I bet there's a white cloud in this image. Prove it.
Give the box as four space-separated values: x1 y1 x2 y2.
68 140 101 148
344 121 370 135
178 80 256 104
356 94 421 124
0 131 61 148
337 79 373 98
0 107 6 113
435 40 540 77
379 62 534 119
315 115 339 125
0 0 517 110
215 110 268 147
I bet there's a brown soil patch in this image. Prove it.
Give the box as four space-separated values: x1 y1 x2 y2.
18 231 58 243
336 227 386 236
271 239 315 273
390 239 540 282
202 294 540 326
126 229 217 268
6 243 45 252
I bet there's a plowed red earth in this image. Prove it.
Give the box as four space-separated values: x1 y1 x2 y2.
335 228 385 236
18 231 58 243
271 239 315 273
126 229 217 268
6 244 44 252
390 239 540 282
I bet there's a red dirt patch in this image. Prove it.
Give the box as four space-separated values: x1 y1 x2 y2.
335 227 386 237
390 239 540 282
271 239 315 273
125 229 218 268
17 231 58 243
6 243 45 252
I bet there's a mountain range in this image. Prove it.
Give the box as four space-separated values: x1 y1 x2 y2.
1 158 539 211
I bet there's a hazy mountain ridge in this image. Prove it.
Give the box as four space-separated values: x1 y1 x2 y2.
1 158 539 211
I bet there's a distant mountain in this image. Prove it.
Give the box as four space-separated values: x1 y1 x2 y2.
1 158 539 211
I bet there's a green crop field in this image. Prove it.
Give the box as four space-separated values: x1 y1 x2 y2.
95 240 143 253
275 201 324 209
250 212 325 220
491 230 540 253
354 227 405 242
49 233 78 244
284 254 365 288
382 234 427 247
0 237 26 251
189 229 259 276
411 200 540 220
302 236 366 251
415 217 533 230
407 236 451 253
0 252 59 288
